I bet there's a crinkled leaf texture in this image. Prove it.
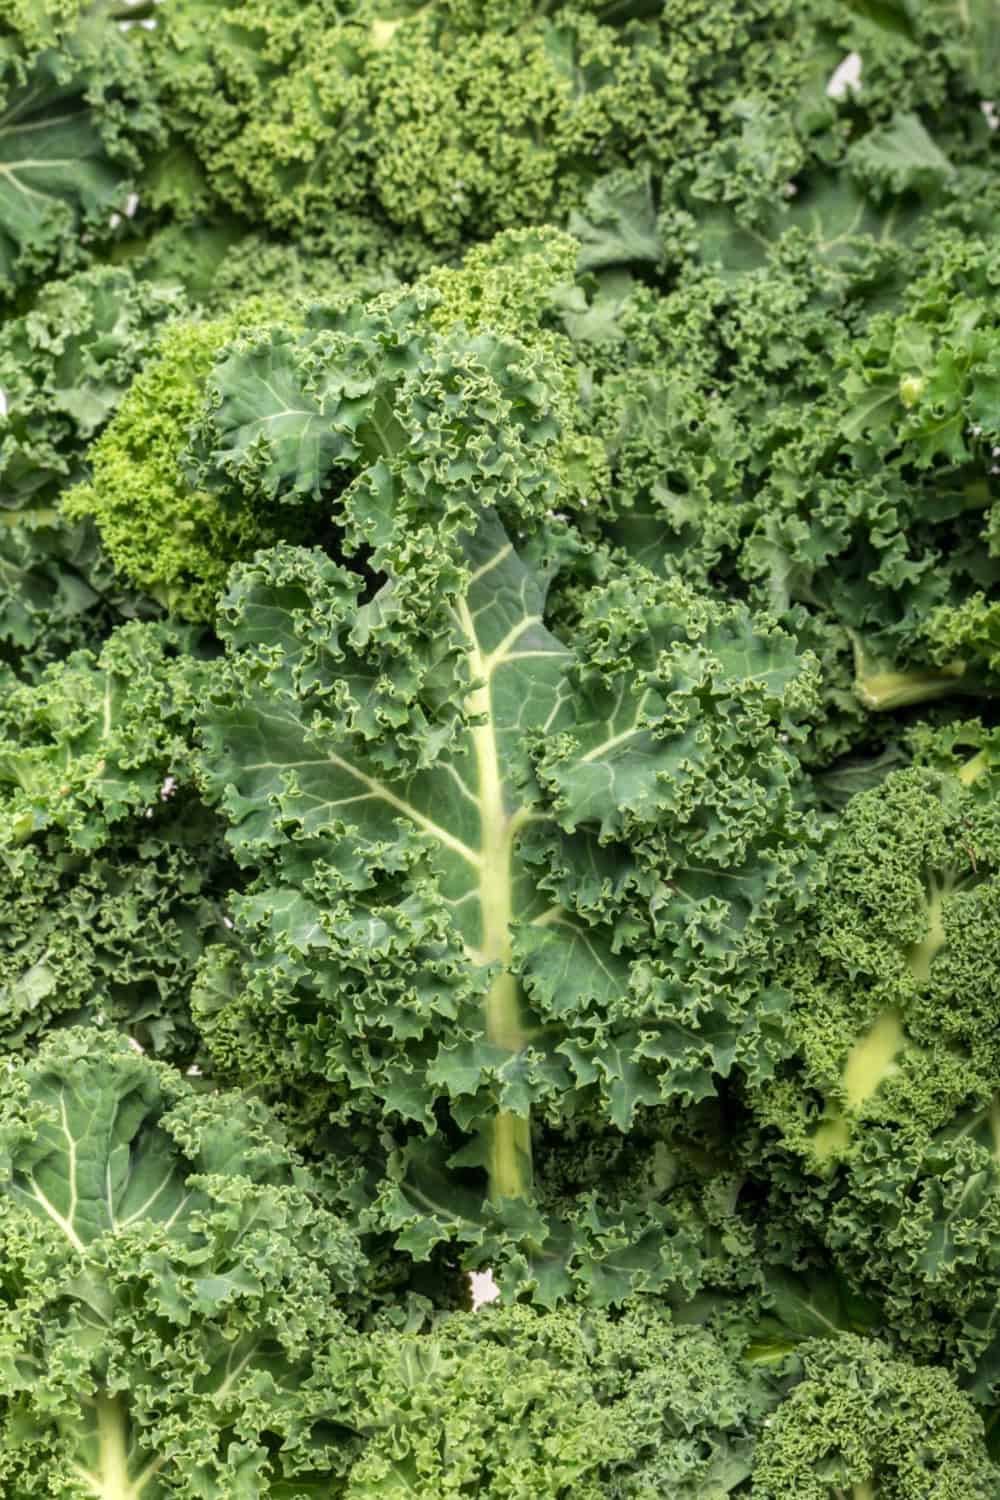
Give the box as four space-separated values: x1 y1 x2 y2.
0 265 186 515
338 1301 776 1498
0 622 239 1061
747 742 1000 1377
189 291 820 1292
752 1334 999 1499
0 265 182 677
0 9 162 297
0 1027 365 1496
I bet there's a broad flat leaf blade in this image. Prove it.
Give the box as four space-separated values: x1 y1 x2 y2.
0 62 125 290
204 514 572 957
0 1035 193 1250
193 330 364 499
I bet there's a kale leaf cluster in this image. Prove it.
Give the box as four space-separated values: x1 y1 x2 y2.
2 2 1000 1494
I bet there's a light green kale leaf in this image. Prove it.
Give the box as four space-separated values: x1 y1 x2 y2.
0 6 164 299
745 733 1000 1380
0 265 186 678
0 620 206 846
198 522 816 1192
0 512 162 685
0 265 186 516
0 1027 365 1497
751 1335 1000 1500
848 112 956 201
63 299 323 624
338 1301 776 1498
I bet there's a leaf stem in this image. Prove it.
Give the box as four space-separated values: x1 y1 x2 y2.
855 663 968 711
70 1394 164 1499
958 748 990 786
457 597 532 1203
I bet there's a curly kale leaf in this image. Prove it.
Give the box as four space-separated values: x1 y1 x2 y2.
752 1335 1000 1499
0 265 187 678
558 225 1000 756
0 622 234 1060
0 265 186 515
0 620 206 843
0 1027 366 1497
338 1300 776 1498
196 521 817 1191
354 1084 835 1308
65 244 592 628
135 0 827 250
745 736 1000 1376
131 213 449 314
63 296 332 622
0 513 163 685
180 282 821 1288
0 5 164 299
0 795 232 1063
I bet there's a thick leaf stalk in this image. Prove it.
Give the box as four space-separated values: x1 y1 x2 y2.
459 596 533 1201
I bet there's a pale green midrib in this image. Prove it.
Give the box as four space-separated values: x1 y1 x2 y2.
815 860 962 1161
467 543 513 585
211 1339 260 1405
1 507 60 527
60 1091 79 1236
905 872 953 984
958 748 989 786
455 596 532 1202
71 1394 164 1499
812 1009 905 1163
831 1481 876 1500
0 111 84 140
0 162 74 205
855 664 967 712
102 676 114 740
577 688 651 764
25 1174 85 1254
242 747 481 869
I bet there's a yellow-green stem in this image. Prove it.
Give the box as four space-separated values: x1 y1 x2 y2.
856 664 966 712
71 1394 161 1500
958 748 990 786
459 600 532 1203
813 1011 905 1163
906 876 950 984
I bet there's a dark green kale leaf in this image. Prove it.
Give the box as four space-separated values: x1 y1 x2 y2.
746 729 1000 1381
0 622 232 1062
177 277 821 1296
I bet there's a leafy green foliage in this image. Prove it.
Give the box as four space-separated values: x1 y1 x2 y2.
0 264 186 515
180 278 820 1287
747 733 1000 1377
137 0 818 248
0 623 230 1060
3 0 1000 1485
0 265 186 678
0 1027 366 1496
64 297 334 620
0 4 164 299
338 1301 776 1497
0 512 160 684
752 1335 999 1499
547 220 1000 765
